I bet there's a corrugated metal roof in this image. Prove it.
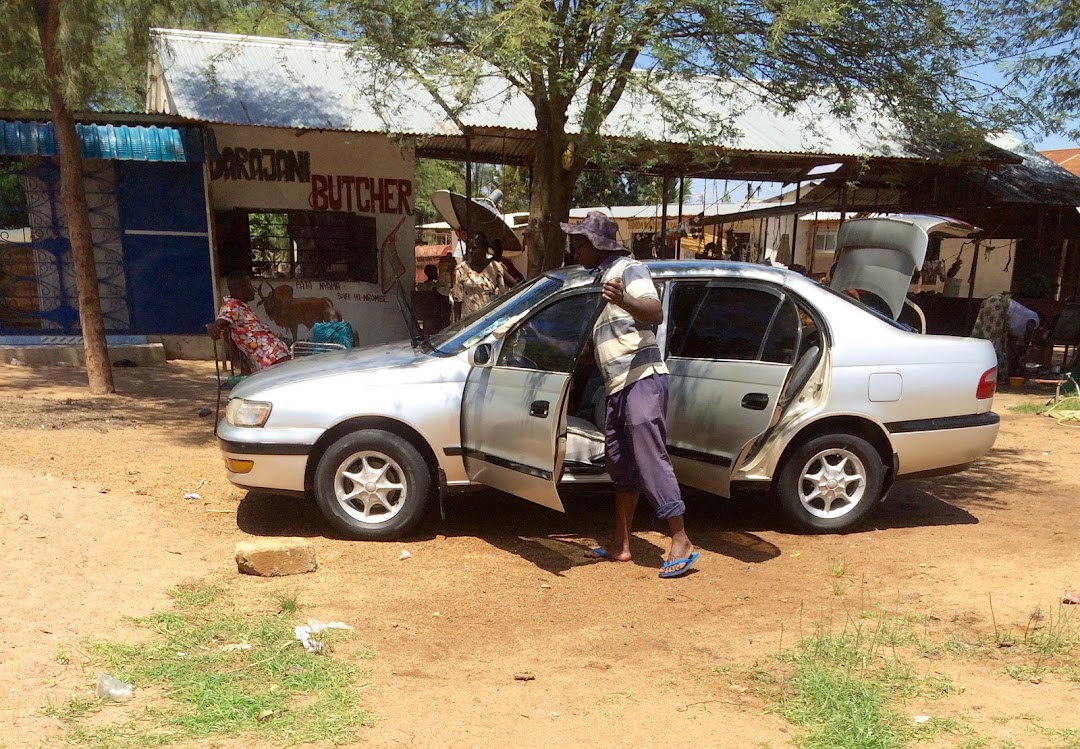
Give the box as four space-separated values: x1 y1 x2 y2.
0 118 200 162
568 202 767 219
976 135 1080 205
149 28 914 159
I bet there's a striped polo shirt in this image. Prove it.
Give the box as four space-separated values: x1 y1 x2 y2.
593 254 667 395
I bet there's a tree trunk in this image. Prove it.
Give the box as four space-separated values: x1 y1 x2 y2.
34 0 114 394
527 107 582 276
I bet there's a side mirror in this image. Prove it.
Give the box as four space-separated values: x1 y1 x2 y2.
469 342 493 367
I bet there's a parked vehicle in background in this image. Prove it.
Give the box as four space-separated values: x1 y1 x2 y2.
217 216 1000 540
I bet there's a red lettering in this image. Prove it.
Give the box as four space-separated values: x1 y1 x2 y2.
398 179 413 215
384 179 398 213
326 175 343 211
371 178 385 213
340 176 355 212
309 174 329 210
356 177 371 212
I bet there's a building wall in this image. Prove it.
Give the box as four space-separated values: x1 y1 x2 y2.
205 125 415 347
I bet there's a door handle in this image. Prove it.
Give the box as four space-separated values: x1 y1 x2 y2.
530 400 550 418
741 393 769 410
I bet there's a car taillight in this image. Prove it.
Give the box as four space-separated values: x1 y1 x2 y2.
976 367 997 399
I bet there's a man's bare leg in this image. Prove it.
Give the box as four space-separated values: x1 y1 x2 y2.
663 515 695 571
586 489 638 561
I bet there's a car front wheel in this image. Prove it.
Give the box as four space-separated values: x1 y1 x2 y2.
776 433 884 533
313 430 431 540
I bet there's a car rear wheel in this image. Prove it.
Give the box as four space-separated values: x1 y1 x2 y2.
776 433 883 532
314 430 431 540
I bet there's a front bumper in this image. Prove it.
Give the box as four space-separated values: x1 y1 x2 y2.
218 436 312 493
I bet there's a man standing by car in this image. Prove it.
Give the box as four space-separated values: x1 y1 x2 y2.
561 211 699 578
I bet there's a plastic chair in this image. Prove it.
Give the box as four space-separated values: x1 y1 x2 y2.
290 319 354 358
290 340 347 357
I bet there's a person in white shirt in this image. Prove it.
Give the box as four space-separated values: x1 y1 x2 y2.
1006 298 1040 338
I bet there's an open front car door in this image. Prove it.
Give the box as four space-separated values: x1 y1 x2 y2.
460 290 603 511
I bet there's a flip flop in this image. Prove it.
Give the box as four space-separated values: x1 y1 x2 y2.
659 551 700 579
585 547 613 561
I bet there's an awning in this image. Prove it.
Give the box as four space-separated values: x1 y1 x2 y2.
0 119 203 162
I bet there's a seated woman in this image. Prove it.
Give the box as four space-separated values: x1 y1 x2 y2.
206 270 291 370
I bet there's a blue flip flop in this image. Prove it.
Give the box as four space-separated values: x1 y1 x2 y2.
659 551 700 579
586 547 613 561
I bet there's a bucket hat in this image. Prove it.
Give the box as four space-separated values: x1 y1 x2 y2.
560 211 623 252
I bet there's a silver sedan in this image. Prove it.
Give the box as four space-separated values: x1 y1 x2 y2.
218 216 1000 540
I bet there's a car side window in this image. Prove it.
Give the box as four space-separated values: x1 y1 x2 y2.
498 292 602 372
670 284 793 362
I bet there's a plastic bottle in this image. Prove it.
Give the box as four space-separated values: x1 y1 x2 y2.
96 674 133 702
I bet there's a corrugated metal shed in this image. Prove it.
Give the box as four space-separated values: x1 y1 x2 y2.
0 118 201 162
148 28 924 175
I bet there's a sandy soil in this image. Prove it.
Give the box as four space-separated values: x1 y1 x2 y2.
0 360 1077 749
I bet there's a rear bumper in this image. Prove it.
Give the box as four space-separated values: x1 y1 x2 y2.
888 412 1000 477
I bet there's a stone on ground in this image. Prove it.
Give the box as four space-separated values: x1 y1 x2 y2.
235 538 317 576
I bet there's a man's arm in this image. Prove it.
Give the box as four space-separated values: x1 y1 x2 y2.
601 278 663 325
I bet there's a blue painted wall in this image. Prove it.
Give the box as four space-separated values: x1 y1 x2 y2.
117 161 213 334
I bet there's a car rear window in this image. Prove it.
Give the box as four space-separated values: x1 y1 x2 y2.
669 283 797 362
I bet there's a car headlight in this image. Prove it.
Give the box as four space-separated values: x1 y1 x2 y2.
225 398 272 427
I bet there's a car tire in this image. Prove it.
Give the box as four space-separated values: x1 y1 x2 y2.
313 429 431 540
776 433 883 533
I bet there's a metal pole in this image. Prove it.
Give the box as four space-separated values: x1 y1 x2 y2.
464 136 472 239
676 176 686 259
659 174 670 258
792 180 802 271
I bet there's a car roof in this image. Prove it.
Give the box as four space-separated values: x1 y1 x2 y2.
545 259 806 286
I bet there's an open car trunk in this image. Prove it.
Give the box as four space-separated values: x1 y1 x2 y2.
830 215 981 319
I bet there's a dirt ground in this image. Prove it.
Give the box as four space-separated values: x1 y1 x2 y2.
0 360 1078 749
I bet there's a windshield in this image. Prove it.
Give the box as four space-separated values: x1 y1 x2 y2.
425 276 564 354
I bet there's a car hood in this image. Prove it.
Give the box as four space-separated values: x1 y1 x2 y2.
830 215 981 319
230 339 434 398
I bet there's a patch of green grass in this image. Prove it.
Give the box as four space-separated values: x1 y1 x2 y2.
828 559 849 578
1008 396 1080 415
920 673 963 697
1022 605 1079 658
911 716 964 740
59 596 370 747
831 580 847 597
779 646 910 749
1007 401 1053 414
167 582 223 608
918 635 976 659
41 695 97 723
275 592 300 616
754 614 988 749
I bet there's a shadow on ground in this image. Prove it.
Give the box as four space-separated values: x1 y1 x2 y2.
0 361 226 447
236 445 1005 575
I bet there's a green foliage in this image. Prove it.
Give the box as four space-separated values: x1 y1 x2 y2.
65 596 371 747
0 166 29 229
990 0 1080 140
573 172 675 207
0 1 318 111
413 159 465 227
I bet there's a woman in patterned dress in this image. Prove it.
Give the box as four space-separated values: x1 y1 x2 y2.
452 232 507 318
